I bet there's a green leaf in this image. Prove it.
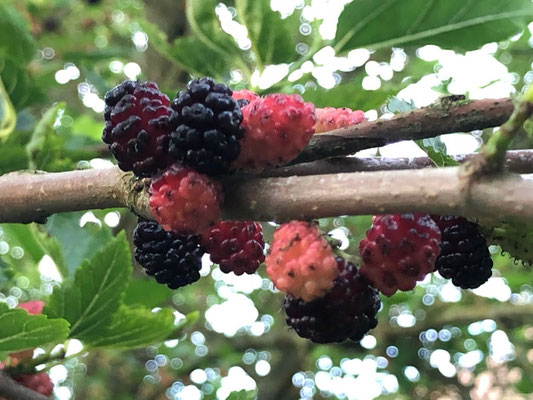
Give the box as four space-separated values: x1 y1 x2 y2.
0 303 69 352
387 96 459 167
124 278 171 309
335 0 533 54
83 306 175 350
387 96 417 113
482 222 533 266
186 0 242 59
44 232 132 341
171 37 233 78
498 30 533 81
1 223 67 279
46 212 113 277
0 58 42 110
0 5 37 64
235 0 304 65
416 137 459 167
0 76 15 140
25 102 65 170
71 114 104 142
302 74 401 111
140 19 230 78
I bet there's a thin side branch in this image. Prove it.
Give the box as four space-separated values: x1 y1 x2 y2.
294 97 513 163
264 150 533 177
465 87 533 176
2 165 533 224
0 372 49 400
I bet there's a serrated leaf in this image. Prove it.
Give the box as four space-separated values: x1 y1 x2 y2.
335 0 533 54
44 232 132 341
416 137 459 167
481 222 533 266
387 96 417 113
0 303 69 352
83 306 175 350
46 212 113 277
386 97 458 167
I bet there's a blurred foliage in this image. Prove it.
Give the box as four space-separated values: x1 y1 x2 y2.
0 0 533 399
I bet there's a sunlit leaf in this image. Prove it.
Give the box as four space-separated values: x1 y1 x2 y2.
0 303 69 352
83 306 175 350
335 0 533 54
44 232 132 340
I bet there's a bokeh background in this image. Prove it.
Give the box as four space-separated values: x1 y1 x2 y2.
1 0 533 399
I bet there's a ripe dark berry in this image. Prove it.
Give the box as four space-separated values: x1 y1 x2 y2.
284 257 380 343
133 220 205 289
102 80 172 177
433 216 493 289
149 164 222 234
168 77 243 175
359 214 441 296
201 221 265 275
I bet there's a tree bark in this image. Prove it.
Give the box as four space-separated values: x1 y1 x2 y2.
1 166 533 224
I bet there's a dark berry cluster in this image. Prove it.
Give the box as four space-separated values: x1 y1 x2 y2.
284 257 380 343
433 216 493 289
102 80 172 177
168 77 243 175
133 220 205 289
201 221 265 275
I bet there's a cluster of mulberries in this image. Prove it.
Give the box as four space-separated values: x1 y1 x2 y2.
103 79 277 289
102 78 496 345
263 212 494 344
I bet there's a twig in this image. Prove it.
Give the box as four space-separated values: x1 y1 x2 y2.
2 166 533 224
464 86 533 177
294 97 514 163
0 371 48 400
263 150 533 177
